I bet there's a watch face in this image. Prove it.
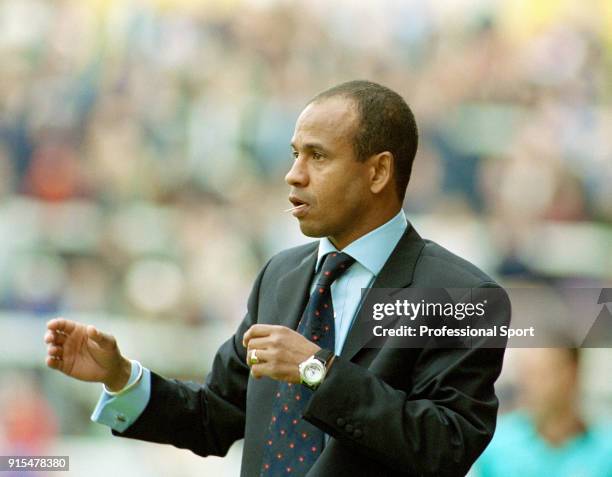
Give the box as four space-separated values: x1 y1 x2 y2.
303 362 324 384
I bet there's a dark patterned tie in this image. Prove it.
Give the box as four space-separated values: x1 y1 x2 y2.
259 252 355 476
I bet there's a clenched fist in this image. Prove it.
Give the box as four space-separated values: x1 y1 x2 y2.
44 318 131 392
242 324 323 383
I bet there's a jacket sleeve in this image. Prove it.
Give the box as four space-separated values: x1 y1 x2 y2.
109 258 271 458
302 284 511 477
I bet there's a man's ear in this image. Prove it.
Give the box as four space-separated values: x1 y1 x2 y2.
368 151 393 194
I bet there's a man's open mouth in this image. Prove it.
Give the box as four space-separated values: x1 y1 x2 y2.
288 197 308 209
286 196 311 216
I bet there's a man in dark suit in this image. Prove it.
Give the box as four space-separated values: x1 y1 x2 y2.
45 80 510 476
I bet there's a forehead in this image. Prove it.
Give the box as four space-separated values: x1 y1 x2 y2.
291 96 358 150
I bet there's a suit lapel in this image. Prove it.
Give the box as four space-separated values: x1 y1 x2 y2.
275 245 318 330
340 225 425 360
246 248 317 477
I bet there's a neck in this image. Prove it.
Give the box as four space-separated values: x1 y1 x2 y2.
329 203 401 250
534 407 585 447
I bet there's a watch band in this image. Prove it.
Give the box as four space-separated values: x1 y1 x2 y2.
314 348 334 366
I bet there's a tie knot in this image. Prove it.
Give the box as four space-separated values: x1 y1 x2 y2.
317 252 355 287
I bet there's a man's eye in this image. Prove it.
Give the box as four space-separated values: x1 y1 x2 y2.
313 152 323 160
292 151 299 159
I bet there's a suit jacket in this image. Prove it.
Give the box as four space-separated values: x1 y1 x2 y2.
112 224 511 476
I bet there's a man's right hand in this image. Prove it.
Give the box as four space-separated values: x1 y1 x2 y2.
44 318 132 392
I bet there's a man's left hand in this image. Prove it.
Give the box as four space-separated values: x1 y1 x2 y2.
242 324 321 383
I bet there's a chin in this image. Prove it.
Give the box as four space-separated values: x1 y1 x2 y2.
298 220 328 239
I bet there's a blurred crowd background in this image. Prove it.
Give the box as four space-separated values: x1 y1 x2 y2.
0 0 610 475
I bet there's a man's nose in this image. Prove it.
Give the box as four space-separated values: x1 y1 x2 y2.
285 156 309 187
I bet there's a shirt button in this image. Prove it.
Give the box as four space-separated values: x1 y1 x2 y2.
353 429 363 438
345 424 354 433
336 418 346 427
116 414 126 423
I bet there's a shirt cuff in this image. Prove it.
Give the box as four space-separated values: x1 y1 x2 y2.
103 360 143 396
90 360 151 432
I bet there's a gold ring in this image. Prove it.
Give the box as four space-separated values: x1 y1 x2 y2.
249 349 259 366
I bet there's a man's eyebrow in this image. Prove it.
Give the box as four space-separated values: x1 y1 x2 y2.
290 142 328 151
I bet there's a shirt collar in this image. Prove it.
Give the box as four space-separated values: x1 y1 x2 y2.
316 209 408 276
